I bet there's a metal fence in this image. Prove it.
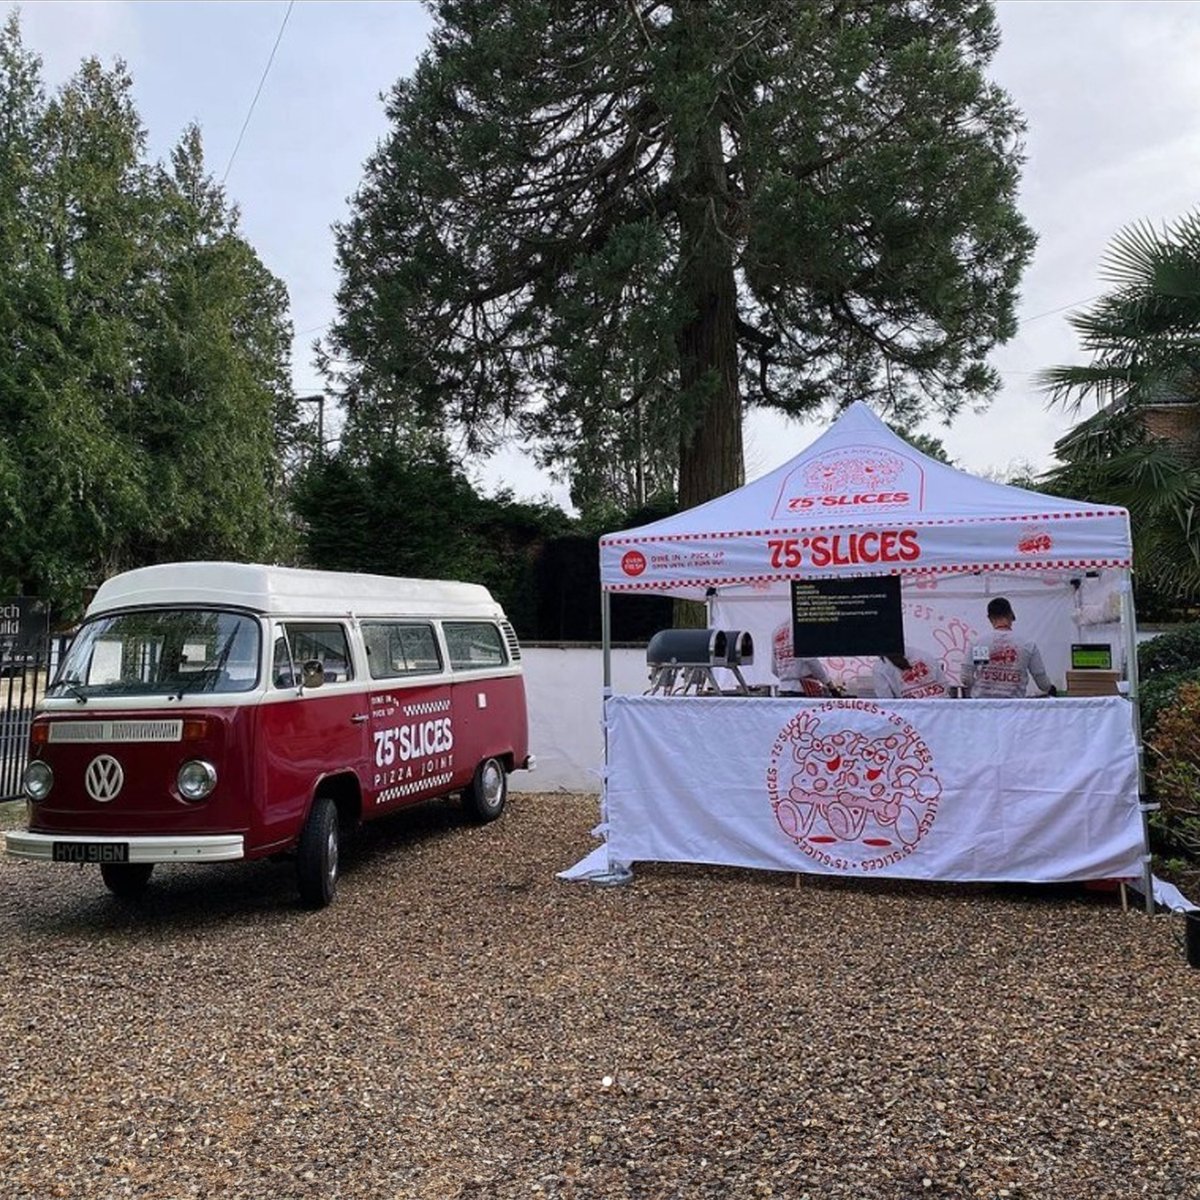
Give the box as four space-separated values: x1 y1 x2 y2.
1 635 69 801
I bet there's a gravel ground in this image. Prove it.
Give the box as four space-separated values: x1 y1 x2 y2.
1 793 1198 1200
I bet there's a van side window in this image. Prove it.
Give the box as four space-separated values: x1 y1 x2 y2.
272 634 295 689
280 623 354 683
362 622 442 679
443 621 507 671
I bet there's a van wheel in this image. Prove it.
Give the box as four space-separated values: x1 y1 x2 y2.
100 862 154 898
464 757 507 823
297 797 339 908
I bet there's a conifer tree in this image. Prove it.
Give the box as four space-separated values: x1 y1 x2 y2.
329 0 1034 514
0 14 297 609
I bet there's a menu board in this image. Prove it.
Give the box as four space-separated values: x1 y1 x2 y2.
790 576 903 657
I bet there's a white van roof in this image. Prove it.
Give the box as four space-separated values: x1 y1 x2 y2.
87 562 506 621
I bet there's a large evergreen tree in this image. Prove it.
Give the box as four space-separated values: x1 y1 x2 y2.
0 33 147 598
0 15 297 611
328 0 1033 515
132 126 298 568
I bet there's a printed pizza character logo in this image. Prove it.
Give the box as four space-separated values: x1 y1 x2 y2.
772 446 922 518
991 644 1019 665
803 453 904 494
766 702 942 871
621 549 647 577
819 653 877 694
1017 528 1053 554
931 618 975 684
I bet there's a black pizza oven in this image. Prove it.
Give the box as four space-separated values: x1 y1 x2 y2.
646 628 754 668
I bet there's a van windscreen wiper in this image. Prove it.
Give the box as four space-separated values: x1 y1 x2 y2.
172 637 235 700
57 676 89 704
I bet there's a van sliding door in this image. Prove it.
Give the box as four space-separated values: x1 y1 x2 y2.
360 621 454 811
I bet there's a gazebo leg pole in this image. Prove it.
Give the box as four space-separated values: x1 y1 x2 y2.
601 589 612 692
1120 580 1154 915
591 589 632 886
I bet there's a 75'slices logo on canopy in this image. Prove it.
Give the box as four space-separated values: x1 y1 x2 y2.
767 528 921 569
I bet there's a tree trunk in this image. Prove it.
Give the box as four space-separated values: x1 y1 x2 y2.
671 113 743 628
674 119 744 514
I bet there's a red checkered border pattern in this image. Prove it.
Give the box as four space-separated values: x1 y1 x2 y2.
402 697 451 718
377 772 455 805
600 508 1128 548
604 557 1133 592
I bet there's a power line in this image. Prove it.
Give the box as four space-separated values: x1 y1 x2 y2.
1018 293 1101 327
222 0 295 185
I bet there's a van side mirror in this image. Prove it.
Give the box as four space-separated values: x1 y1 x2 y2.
300 659 325 690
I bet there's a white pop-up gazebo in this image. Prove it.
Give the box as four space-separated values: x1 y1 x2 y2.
569 403 1151 905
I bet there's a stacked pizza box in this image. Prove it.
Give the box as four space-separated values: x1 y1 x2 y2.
1065 669 1121 697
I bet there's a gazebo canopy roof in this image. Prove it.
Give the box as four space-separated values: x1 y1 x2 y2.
600 402 1131 598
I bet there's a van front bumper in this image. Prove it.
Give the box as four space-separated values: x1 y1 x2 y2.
4 831 245 863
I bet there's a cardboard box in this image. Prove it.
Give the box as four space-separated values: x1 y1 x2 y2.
1065 669 1121 697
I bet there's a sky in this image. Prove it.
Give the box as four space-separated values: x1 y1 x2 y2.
6 0 1200 510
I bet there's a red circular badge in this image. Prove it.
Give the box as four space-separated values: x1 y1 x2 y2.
621 550 647 577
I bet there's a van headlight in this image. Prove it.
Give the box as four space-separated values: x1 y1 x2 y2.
22 760 53 801
177 760 217 802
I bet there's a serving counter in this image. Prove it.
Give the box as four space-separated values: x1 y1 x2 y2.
571 694 1142 884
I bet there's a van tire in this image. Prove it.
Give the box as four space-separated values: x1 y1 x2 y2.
297 797 339 908
100 862 154 898
464 756 507 823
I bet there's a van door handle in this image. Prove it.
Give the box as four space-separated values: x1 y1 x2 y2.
350 714 368 724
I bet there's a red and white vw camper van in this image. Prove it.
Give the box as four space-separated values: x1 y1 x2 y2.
6 563 532 907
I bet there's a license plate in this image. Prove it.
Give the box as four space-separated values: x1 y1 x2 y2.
52 842 129 864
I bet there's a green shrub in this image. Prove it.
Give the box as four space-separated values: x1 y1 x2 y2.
1140 668 1200 735
1138 622 1200 678
1137 623 1200 736
1146 680 1200 892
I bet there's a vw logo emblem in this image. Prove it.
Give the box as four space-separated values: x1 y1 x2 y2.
85 755 124 803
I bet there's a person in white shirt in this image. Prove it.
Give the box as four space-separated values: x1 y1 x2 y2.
961 597 1057 698
771 619 836 696
873 646 950 699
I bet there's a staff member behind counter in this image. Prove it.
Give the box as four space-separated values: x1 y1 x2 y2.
771 619 841 696
873 646 951 699
961 596 1057 698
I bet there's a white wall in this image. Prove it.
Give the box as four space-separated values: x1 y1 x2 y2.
514 647 646 793
516 619 1167 794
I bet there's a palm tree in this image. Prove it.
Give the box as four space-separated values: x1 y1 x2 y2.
1038 213 1200 603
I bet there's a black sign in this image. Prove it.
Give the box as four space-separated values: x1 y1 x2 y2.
789 576 904 657
0 596 50 653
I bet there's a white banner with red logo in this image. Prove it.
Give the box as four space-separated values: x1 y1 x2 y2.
571 695 1142 883
600 513 1132 596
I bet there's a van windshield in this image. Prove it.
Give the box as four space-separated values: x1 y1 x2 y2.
50 609 261 699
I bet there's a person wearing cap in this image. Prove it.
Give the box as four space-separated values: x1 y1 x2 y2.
873 646 951 699
961 597 1057 698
